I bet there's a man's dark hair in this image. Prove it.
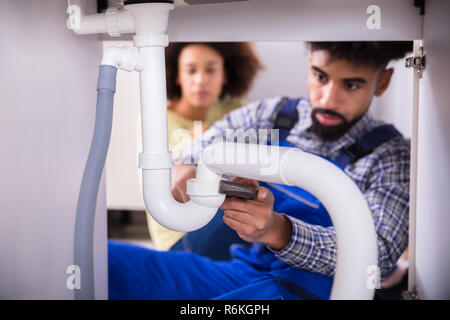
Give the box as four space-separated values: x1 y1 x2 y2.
307 41 413 70
165 42 263 101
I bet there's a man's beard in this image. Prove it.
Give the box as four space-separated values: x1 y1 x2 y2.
310 107 362 141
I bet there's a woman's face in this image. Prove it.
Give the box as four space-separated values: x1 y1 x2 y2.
177 44 226 109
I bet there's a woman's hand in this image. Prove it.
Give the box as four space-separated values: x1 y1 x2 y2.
171 163 197 203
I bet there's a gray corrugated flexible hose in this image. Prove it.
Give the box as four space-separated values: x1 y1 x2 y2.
74 65 117 300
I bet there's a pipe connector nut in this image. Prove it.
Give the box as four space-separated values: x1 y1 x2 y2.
102 45 145 71
186 179 226 208
133 33 169 48
119 45 144 71
139 152 173 169
105 7 121 37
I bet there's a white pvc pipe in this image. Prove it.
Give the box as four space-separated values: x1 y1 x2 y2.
142 169 224 232
138 46 170 154
136 44 226 231
283 150 378 300
130 3 225 232
67 0 134 35
203 141 378 300
137 42 226 232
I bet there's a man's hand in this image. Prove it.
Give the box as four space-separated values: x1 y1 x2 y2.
220 177 292 251
171 163 196 203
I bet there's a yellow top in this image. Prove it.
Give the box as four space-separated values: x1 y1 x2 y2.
146 99 245 250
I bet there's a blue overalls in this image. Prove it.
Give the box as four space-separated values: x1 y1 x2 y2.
108 98 402 300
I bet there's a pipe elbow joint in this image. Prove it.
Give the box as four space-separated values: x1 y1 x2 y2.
186 179 226 208
101 45 146 71
142 169 222 232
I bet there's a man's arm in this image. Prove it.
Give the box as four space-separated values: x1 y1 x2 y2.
220 139 410 280
174 97 284 165
271 141 410 279
170 97 284 202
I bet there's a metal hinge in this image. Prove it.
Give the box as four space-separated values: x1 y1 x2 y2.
402 285 420 300
405 47 426 78
414 0 425 16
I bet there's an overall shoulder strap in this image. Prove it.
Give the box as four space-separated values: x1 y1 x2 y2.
273 99 403 168
273 97 300 141
335 124 403 168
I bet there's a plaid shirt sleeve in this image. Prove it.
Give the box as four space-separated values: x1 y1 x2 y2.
270 137 410 280
175 97 282 164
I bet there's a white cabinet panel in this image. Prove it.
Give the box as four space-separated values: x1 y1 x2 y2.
415 0 450 300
